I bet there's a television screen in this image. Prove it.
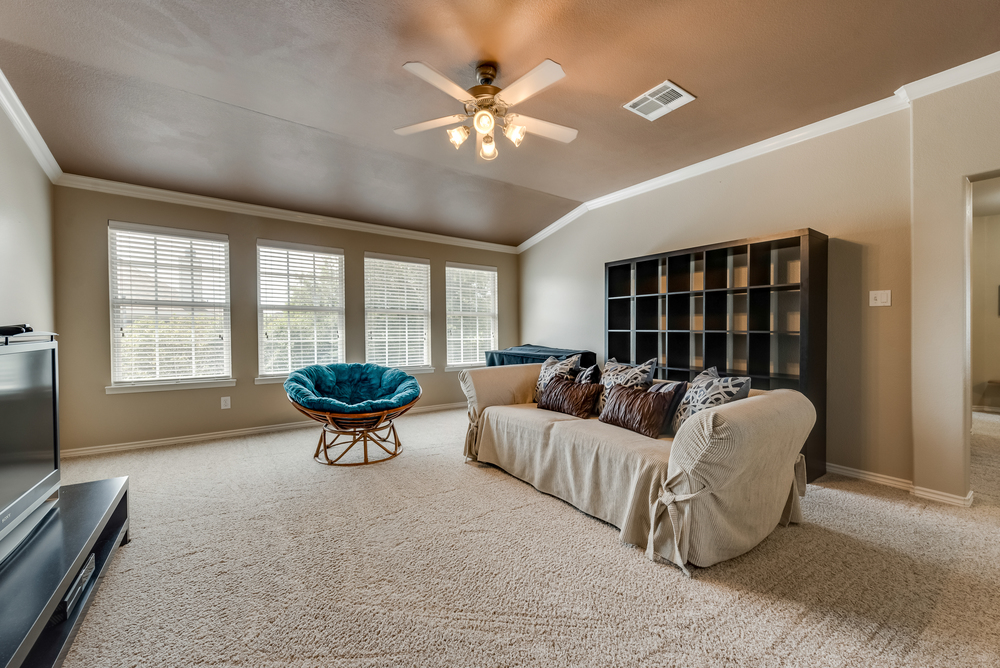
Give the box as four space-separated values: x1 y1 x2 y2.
0 348 56 513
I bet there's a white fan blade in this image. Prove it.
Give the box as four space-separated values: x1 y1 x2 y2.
496 59 565 107
402 62 471 103
394 114 469 136
510 114 578 143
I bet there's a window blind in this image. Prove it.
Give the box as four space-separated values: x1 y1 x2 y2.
364 254 431 367
108 223 231 384
446 263 498 366
258 242 345 375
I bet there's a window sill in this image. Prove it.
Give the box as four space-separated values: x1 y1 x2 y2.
397 366 435 375
445 364 487 372
255 375 288 385
105 378 237 394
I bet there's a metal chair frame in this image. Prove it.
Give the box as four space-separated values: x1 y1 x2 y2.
287 390 421 466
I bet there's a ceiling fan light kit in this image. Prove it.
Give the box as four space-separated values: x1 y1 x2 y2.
395 58 578 162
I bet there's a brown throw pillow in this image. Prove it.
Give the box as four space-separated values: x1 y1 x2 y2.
538 375 602 419
599 383 675 439
648 380 687 434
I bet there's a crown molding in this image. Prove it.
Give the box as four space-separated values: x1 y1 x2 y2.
0 65 62 182
895 49 1000 104
516 204 590 253
55 173 519 254
519 49 1000 253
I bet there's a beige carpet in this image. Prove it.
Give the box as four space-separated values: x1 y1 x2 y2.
59 409 1000 667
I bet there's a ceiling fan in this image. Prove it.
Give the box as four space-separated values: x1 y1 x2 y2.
394 59 578 161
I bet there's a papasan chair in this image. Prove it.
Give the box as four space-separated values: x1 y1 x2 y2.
284 363 422 466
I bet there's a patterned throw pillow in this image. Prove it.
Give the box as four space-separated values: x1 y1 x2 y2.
574 364 602 385
534 354 581 402
671 367 751 433
597 357 656 414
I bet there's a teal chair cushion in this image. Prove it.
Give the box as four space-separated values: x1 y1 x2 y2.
284 363 421 414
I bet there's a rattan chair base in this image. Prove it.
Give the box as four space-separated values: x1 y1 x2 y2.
287 391 421 467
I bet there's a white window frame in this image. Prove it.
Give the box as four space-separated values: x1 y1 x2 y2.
256 240 346 382
106 221 233 394
445 262 498 371
363 252 433 372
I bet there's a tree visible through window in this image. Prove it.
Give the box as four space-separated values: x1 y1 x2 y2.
446 263 498 366
364 254 431 368
108 222 231 384
258 242 345 375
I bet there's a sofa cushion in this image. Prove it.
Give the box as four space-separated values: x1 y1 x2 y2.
599 383 677 438
534 354 581 402
671 367 751 432
538 375 602 418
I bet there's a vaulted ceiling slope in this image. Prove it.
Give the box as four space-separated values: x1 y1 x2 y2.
2 1 1000 246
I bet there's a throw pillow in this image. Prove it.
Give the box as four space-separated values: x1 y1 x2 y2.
599 383 675 439
574 364 602 385
647 380 687 434
671 367 751 433
538 375 602 419
597 357 656 414
534 354 581 402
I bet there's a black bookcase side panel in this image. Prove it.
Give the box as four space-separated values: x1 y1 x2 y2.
667 255 691 292
801 232 828 481
608 263 632 298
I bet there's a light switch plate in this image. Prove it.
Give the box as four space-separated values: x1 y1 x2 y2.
869 290 891 307
221 396 231 409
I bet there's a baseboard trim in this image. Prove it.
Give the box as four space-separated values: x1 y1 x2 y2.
824 463 914 492
973 405 1000 415
824 463 976 507
912 486 975 507
60 402 469 458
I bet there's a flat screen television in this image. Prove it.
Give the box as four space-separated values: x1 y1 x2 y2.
0 338 60 564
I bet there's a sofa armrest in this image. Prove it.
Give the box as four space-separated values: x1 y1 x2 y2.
458 363 541 459
654 389 816 569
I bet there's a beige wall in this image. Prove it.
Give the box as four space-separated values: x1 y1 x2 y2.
521 111 913 481
53 187 518 451
911 71 1000 498
971 214 1000 408
0 110 52 329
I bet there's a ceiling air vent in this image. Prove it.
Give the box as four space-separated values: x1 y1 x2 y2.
623 80 695 121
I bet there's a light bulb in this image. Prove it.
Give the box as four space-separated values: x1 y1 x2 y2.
447 125 470 148
473 109 495 134
479 133 498 161
503 122 526 147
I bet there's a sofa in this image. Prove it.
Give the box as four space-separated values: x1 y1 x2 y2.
459 363 816 574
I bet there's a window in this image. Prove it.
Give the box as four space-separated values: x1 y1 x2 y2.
446 263 498 367
257 241 345 376
108 222 231 385
364 253 431 368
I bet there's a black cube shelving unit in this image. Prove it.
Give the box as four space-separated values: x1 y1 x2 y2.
605 228 828 481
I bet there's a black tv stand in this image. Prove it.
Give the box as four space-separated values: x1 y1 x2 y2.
0 477 129 668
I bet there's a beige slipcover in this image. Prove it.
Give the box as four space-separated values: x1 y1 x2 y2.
459 365 815 573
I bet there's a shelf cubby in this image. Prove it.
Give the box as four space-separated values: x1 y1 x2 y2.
635 295 663 331
635 258 664 295
606 228 827 481
635 331 664 366
608 298 632 331
667 255 691 292
607 331 631 363
667 293 690 330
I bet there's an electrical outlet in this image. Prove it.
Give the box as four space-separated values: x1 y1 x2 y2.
869 290 891 307
221 396 231 409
